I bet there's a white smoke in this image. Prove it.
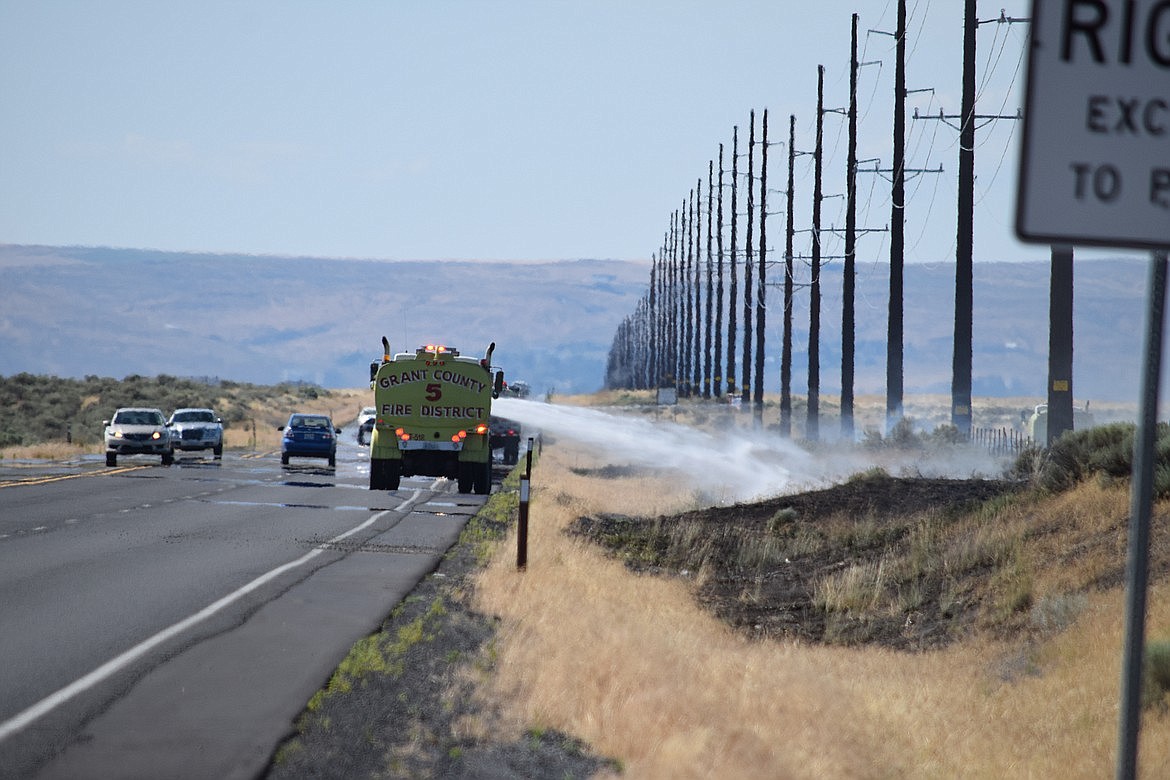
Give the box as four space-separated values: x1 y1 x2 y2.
493 398 1009 504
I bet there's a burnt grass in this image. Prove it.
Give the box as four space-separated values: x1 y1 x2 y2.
570 469 1025 651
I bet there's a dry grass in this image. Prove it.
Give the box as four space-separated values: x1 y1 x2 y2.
220 388 368 452
471 441 1170 778
0 441 100 460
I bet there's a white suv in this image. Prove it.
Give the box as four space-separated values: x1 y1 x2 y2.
356 406 376 445
104 408 174 466
167 408 225 458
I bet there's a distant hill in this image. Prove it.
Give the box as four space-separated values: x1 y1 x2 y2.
0 245 647 395
0 244 1151 402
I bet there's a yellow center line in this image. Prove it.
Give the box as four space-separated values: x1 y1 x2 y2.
0 465 149 488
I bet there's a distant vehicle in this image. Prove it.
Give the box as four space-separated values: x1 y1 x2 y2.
167 407 224 458
279 413 340 467
500 379 530 398
104 407 174 467
489 417 522 465
356 406 377 445
1022 402 1095 445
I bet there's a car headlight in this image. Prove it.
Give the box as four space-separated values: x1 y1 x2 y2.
152 431 163 440
112 431 124 439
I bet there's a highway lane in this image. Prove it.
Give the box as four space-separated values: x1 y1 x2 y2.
0 431 489 778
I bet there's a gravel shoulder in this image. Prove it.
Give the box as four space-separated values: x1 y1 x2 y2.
263 474 619 779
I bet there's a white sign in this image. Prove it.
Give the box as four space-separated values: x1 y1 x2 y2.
1016 0 1170 249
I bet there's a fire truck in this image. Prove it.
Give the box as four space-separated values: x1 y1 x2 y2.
368 338 502 493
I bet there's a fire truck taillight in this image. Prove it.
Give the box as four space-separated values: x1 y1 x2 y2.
396 427 410 442
474 423 489 435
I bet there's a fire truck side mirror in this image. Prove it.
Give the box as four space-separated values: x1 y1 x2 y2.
492 371 504 399
370 360 380 384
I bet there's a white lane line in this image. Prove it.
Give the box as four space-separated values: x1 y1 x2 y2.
0 489 426 743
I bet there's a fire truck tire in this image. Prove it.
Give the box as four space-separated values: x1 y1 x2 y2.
504 441 519 465
474 460 492 495
457 461 475 493
370 458 400 490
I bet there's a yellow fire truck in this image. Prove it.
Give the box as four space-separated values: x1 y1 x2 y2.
368 338 502 493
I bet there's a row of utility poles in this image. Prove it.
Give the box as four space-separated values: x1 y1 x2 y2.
606 0 1033 441
605 110 772 425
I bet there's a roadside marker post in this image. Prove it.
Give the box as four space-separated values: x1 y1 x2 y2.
1015 3 1170 776
517 437 534 571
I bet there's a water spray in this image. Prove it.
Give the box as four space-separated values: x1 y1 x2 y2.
492 398 1008 504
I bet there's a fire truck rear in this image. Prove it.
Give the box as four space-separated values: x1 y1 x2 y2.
368 338 502 493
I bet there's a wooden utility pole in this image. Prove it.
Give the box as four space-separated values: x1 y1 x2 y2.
705 162 715 398
648 256 657 388
742 110 756 409
842 14 859 440
727 126 739 398
673 210 683 390
781 114 796 437
952 0 976 435
808 65 824 442
1047 246 1074 444
682 194 693 396
693 178 703 396
658 240 667 385
888 0 907 432
715 143 725 397
754 108 768 427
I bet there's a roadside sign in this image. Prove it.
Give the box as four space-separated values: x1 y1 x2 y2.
1016 0 1170 250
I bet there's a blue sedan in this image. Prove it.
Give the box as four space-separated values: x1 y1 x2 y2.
279 413 340 467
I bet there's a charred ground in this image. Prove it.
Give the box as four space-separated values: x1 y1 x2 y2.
570 469 1131 651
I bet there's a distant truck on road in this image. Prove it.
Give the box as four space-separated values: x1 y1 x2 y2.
367 338 503 494
489 417 522 465
1022 402 1095 445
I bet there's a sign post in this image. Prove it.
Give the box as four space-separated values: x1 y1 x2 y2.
1016 3 1169 777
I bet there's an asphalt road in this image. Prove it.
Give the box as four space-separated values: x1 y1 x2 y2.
0 428 488 779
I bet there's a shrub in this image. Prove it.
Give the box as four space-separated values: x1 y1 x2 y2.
0 373 337 448
1144 639 1170 711
1014 422 1170 497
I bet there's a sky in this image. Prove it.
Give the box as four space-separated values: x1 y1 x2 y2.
0 0 1147 265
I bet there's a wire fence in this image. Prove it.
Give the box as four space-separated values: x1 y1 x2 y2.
970 426 1032 458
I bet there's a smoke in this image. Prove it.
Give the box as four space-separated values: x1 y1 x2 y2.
492 398 1008 504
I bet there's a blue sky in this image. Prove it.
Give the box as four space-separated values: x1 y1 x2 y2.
0 0 1136 264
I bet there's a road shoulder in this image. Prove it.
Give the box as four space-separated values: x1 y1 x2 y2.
264 477 619 779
